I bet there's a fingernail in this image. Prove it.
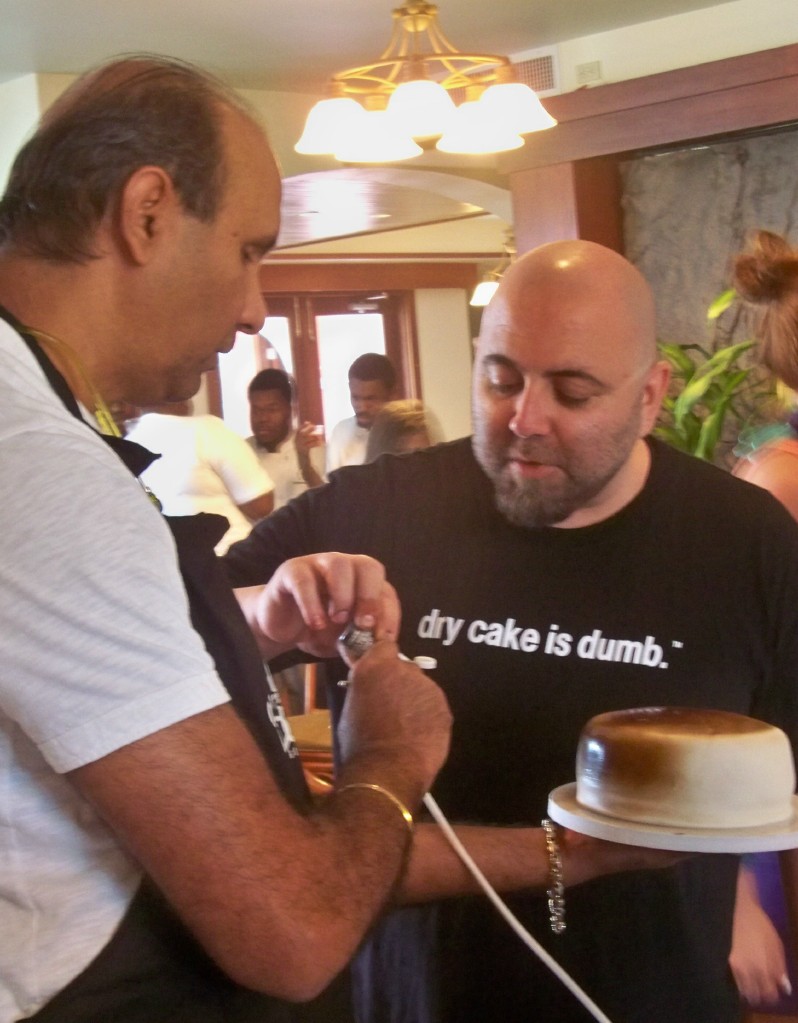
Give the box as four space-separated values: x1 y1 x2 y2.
781 974 792 995
358 614 376 628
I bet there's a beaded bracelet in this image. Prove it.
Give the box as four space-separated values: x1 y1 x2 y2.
338 782 415 834
542 818 566 934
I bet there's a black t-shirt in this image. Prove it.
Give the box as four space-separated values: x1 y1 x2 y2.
226 437 798 1023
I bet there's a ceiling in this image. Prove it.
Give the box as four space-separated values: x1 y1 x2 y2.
0 0 722 91
0 0 723 256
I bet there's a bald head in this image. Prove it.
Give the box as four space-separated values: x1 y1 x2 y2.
480 240 657 370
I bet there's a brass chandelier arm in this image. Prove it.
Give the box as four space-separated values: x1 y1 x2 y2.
332 53 511 98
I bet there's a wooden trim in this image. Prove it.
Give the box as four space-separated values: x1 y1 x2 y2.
259 261 478 293
510 156 623 254
500 43 798 172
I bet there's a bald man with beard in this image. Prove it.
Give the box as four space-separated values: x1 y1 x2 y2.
228 240 798 1023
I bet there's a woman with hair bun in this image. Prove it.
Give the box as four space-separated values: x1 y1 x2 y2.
734 230 798 391
733 230 798 519
730 230 798 1016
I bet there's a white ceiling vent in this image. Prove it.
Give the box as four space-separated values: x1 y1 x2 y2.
449 46 561 104
512 46 561 97
447 46 561 106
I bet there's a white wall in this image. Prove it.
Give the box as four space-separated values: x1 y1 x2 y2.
0 75 41 193
518 0 797 94
414 289 473 441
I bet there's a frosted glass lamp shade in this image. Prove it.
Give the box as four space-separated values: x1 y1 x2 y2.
387 79 456 138
295 97 367 155
436 100 523 155
470 278 501 307
479 82 557 134
334 110 423 163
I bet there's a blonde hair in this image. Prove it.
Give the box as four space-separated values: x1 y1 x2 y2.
733 230 798 390
365 400 444 462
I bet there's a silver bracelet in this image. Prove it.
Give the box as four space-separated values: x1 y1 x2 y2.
542 818 566 934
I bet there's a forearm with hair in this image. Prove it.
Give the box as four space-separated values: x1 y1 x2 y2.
70 704 424 1000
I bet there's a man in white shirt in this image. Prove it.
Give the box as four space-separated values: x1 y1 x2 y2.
0 54 452 1022
128 400 274 553
246 368 325 508
326 353 396 472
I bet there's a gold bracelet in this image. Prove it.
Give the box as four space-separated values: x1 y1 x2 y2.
337 782 415 834
542 818 566 934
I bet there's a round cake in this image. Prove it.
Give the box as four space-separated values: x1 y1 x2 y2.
575 707 796 829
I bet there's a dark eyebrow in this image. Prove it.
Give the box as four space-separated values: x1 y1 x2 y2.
482 354 519 371
546 369 607 391
483 354 607 391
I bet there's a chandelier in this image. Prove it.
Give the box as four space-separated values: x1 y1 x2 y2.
295 2 557 163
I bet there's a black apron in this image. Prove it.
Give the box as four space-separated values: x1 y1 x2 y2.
6 308 309 1022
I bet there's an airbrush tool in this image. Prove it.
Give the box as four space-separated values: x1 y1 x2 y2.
336 623 436 680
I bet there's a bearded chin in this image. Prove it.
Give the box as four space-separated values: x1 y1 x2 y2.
493 476 576 529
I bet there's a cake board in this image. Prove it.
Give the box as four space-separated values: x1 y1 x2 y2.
548 783 798 854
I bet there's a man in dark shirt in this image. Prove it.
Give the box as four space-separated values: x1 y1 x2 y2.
226 240 798 1022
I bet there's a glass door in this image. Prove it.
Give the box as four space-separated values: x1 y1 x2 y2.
215 291 416 439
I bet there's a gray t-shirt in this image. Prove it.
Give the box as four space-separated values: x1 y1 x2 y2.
0 321 229 1020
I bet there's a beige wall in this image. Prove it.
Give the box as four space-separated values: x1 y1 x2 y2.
0 75 40 193
414 289 474 441
550 0 797 92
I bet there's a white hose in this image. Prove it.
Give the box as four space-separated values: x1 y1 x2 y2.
422 792 615 1023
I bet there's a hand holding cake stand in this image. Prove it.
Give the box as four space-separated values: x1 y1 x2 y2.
547 707 798 854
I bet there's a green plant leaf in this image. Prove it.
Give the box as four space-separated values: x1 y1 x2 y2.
694 398 732 460
707 289 737 320
672 341 754 424
658 342 697 377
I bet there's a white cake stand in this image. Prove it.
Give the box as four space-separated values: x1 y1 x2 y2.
548 783 798 853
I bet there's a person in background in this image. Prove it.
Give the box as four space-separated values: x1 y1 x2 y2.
364 398 445 463
326 352 396 472
247 367 325 509
732 230 798 518
0 53 453 1022
225 239 798 1023
127 398 275 554
727 228 798 1014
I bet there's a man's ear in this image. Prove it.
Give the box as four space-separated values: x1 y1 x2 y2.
115 166 177 265
640 359 671 436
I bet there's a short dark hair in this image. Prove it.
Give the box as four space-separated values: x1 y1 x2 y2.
248 368 293 404
0 55 255 263
348 353 396 392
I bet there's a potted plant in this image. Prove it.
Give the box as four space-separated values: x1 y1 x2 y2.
653 290 778 467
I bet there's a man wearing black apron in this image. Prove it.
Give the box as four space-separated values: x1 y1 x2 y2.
0 56 452 1023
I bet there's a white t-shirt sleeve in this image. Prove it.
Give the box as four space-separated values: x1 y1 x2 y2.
311 443 327 482
201 415 274 504
1 416 230 773
326 419 348 473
